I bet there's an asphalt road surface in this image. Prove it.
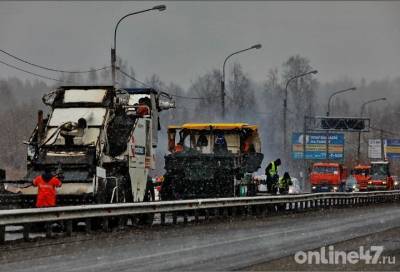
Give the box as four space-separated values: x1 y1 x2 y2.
1 203 400 271
246 226 400 271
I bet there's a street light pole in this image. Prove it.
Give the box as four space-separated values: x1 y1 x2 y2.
221 44 262 118
357 97 387 163
283 70 318 156
325 87 357 160
111 5 166 86
326 87 357 117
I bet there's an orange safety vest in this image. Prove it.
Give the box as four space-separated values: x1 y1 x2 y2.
174 144 184 153
33 175 62 208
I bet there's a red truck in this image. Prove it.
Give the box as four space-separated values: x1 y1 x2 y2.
352 164 371 191
367 161 394 191
310 162 348 192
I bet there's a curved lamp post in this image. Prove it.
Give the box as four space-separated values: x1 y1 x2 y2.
283 70 318 155
220 44 262 118
111 5 166 86
357 97 387 162
326 87 357 117
325 87 357 160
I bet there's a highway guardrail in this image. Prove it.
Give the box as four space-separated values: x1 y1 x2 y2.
1 190 399 243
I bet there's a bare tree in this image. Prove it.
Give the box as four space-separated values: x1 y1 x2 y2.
283 55 318 122
227 62 255 118
188 69 221 121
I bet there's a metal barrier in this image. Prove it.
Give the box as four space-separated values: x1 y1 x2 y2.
1 191 399 243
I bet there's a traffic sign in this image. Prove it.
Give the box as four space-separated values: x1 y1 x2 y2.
292 132 344 160
384 139 400 159
368 139 381 159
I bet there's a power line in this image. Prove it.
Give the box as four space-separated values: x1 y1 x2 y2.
117 68 152 88
171 93 220 100
370 126 399 137
118 68 218 100
0 59 69 83
0 49 109 74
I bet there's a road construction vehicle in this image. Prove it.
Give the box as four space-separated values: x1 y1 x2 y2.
310 162 348 192
0 169 4 181
160 123 264 200
0 86 175 208
352 164 371 191
367 161 394 190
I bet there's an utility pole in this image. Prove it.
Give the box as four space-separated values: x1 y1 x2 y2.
380 129 385 160
303 115 308 192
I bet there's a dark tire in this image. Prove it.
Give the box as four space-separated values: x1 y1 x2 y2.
137 182 155 225
160 175 176 201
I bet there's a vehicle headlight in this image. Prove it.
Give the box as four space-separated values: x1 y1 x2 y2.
383 181 387 185
312 186 316 189
395 181 399 186
368 181 372 184
352 185 356 189
333 186 338 190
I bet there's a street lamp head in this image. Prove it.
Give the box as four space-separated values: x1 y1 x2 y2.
381 97 387 101
350 87 357 91
310 70 318 74
251 44 262 49
152 5 166 11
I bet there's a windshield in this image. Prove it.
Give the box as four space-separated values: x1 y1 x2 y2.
49 107 107 127
371 164 389 179
354 168 370 175
312 166 338 174
63 89 107 103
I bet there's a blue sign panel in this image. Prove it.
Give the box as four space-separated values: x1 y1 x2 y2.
385 139 400 159
292 132 345 160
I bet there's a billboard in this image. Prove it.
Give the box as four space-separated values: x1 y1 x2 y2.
368 139 382 159
292 132 345 160
384 139 400 159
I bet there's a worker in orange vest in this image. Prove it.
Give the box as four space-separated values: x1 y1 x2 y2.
174 143 184 153
136 98 150 117
32 168 62 208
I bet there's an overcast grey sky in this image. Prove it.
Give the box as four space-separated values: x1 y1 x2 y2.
0 1 400 88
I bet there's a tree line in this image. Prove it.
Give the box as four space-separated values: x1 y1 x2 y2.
1 54 400 178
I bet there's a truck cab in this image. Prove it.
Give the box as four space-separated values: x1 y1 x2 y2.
310 162 348 192
352 164 371 191
368 161 394 191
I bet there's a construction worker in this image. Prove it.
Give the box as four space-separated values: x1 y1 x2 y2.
242 136 255 153
174 142 184 153
214 132 228 153
278 172 293 195
265 158 281 195
32 168 62 208
136 98 150 117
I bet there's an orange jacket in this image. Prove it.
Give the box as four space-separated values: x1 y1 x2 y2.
33 175 62 208
137 105 150 117
174 144 184 153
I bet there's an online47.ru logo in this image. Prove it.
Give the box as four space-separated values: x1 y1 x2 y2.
294 246 395 265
